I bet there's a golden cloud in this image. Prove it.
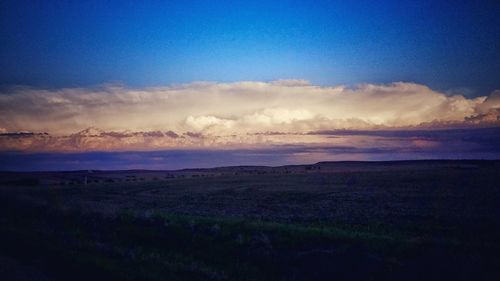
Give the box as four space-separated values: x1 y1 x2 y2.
0 81 498 151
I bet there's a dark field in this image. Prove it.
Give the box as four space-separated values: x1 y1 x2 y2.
1 160 499 280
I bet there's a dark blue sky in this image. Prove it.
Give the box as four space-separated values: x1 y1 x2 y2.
1 0 499 96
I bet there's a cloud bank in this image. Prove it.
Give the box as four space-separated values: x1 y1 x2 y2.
1 81 498 135
0 81 499 152
2 127 499 170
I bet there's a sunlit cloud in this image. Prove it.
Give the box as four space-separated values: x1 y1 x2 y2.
1 127 499 170
0 81 498 152
1 81 499 133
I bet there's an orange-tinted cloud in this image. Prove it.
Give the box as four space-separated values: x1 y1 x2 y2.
0 81 498 152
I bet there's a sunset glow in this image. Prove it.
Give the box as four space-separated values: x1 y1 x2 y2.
1 1 498 169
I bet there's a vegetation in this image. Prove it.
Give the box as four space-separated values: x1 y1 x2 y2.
1 161 499 280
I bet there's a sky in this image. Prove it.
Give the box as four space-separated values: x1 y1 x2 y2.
1 0 499 94
0 0 499 170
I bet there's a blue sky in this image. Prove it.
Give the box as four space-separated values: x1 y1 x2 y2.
1 0 499 96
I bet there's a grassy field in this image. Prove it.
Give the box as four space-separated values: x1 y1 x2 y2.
1 160 499 280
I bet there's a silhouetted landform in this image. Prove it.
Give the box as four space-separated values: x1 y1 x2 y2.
1 160 499 280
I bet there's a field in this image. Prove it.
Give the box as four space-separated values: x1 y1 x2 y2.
1 160 499 280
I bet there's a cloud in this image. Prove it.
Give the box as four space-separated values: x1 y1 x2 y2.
1 125 499 154
475 90 500 114
0 81 498 141
2 127 499 170
185 115 236 131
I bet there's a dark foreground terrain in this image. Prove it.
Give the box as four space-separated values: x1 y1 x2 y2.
1 160 499 280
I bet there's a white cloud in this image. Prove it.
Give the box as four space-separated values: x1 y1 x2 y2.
185 115 235 131
0 81 498 136
476 90 500 114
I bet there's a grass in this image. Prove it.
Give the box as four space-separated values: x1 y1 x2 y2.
1 161 499 280
1 196 498 281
